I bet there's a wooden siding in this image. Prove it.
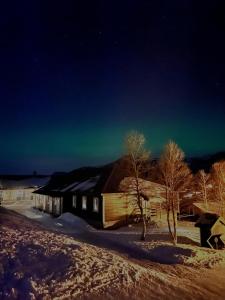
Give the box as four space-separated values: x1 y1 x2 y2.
34 194 63 216
102 192 167 228
103 193 129 226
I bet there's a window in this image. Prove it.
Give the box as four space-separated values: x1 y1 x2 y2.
82 196 87 210
93 197 99 212
72 195 77 208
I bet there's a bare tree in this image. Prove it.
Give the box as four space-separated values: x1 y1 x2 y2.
195 170 211 209
158 141 191 245
211 161 225 216
124 131 150 241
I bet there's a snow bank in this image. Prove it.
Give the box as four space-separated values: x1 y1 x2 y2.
57 212 95 231
135 241 225 268
58 212 86 224
0 209 146 299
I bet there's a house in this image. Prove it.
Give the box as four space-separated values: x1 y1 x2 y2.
34 159 168 228
179 191 201 217
0 175 50 207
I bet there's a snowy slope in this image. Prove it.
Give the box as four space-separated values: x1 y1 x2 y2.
0 208 146 299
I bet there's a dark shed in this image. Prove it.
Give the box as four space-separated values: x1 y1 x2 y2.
195 213 225 249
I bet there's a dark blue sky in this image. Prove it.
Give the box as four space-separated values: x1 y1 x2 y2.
1 0 225 173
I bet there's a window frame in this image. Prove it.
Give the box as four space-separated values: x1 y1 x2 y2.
82 195 87 210
72 195 77 208
93 197 99 212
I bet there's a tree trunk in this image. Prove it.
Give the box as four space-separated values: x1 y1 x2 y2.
171 197 177 246
203 181 208 210
167 206 174 243
166 189 174 243
177 193 180 221
140 206 146 241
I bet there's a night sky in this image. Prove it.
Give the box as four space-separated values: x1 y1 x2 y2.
1 1 225 174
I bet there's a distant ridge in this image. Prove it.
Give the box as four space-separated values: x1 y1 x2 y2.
1 152 225 178
186 151 225 173
0 175 49 180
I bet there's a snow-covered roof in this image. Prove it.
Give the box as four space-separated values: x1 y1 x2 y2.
34 158 163 197
183 193 194 199
60 181 79 192
70 176 100 192
35 161 115 195
119 177 166 202
193 202 222 215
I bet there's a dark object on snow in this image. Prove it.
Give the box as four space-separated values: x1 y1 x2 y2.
195 213 225 249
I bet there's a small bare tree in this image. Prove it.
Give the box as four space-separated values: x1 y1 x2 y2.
195 170 211 209
158 141 191 245
124 131 150 241
211 161 225 216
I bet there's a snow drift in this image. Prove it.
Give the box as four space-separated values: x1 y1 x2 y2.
58 212 93 229
0 209 146 299
135 241 225 268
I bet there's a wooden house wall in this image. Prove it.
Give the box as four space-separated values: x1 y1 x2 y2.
102 193 130 227
34 193 103 225
102 193 167 228
67 194 103 227
192 204 203 216
33 191 169 230
34 194 46 211
34 194 43 210
51 197 62 216
34 194 63 216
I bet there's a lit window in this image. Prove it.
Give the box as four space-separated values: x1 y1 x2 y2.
82 196 87 210
93 197 99 212
72 195 77 208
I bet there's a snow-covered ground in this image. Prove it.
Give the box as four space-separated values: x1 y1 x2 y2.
54 212 225 268
135 241 225 267
0 208 147 299
6 206 202 263
2 203 222 268
2 201 225 299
